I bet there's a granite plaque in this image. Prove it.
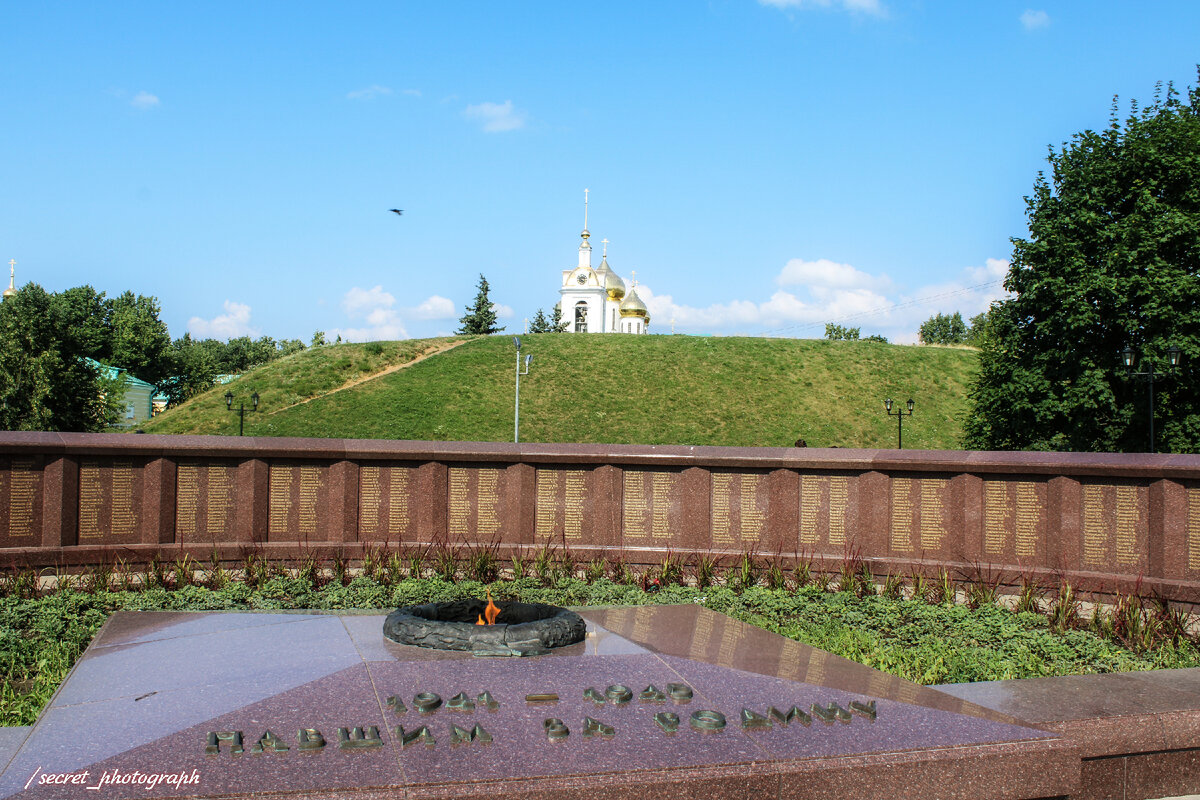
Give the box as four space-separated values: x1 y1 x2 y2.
1189 486 1200 574
534 467 590 544
78 459 144 545
981 479 1046 562
710 470 768 550
621 469 681 546
267 462 333 542
175 462 238 543
1080 482 1147 569
0 456 42 548
447 467 503 542
798 473 851 550
358 464 418 542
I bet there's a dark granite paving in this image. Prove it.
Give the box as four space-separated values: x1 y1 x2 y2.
0 606 1076 800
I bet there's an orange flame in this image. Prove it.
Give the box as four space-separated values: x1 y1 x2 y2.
475 590 501 626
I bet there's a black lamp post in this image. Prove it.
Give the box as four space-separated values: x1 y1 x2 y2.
225 390 260 436
1121 344 1181 453
884 398 914 449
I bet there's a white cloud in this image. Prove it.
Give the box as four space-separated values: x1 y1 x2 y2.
401 88 422 97
634 257 1009 343
776 258 886 291
188 301 256 339
1020 9 1050 30
337 285 406 341
463 100 526 132
347 85 393 100
759 0 885 16
342 285 395 316
413 295 455 319
492 303 514 318
130 91 159 109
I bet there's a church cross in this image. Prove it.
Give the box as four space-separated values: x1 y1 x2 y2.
601 238 608 257
631 270 636 286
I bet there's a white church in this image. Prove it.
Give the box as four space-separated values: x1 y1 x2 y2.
558 191 650 334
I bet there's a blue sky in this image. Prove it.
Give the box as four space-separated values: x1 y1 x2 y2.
3 2 1198 344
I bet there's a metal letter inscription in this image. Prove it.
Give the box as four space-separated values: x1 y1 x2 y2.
666 683 693 703
386 695 407 714
477 691 500 711
338 726 384 750
655 712 681 733
447 692 476 712
605 685 633 705
205 731 243 755
639 685 666 703
811 702 852 724
582 716 615 738
414 692 443 713
449 724 490 745
526 693 559 704
584 687 606 705
249 730 289 754
740 708 772 729
544 718 569 741
849 699 877 720
689 710 726 732
397 726 436 748
298 729 326 751
786 706 812 726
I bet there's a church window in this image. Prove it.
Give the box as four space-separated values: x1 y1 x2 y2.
574 301 588 333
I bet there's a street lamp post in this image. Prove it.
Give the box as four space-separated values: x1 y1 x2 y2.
225 390 259 436
1121 344 1181 453
513 338 532 443
884 398 914 449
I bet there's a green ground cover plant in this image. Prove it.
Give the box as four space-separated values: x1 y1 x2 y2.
140 334 979 448
3 551 1196 727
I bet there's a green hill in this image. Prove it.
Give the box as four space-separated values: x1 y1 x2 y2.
141 335 980 449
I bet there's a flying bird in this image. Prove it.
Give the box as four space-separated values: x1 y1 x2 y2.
389 209 403 216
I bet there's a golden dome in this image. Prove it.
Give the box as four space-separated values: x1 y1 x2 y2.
595 257 626 300
2 287 16 299
619 286 648 317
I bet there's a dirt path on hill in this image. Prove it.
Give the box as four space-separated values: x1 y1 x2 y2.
270 338 470 414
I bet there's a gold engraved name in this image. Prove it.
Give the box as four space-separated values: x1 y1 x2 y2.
534 470 559 541
740 474 764 543
1114 485 1139 566
1083 484 1142 567
918 479 946 550
79 460 102 540
800 475 849 547
176 463 201 539
983 481 1010 555
564 470 586 541
1015 482 1038 558
7 459 37 539
110 461 136 537
1188 488 1200 572
268 466 292 536
389 469 409 534
712 473 734 545
651 473 672 539
297 467 321 535
622 470 649 539
890 478 914 553
477 469 500 538
360 466 382 533
448 468 470 539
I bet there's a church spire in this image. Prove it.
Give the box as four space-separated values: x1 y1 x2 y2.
577 189 592 270
3 259 16 299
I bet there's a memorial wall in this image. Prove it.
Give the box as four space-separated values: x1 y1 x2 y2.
1 432 1199 601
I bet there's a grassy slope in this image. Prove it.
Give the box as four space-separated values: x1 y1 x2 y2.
143 335 979 448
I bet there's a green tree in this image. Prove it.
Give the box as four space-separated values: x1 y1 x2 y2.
965 311 991 348
550 303 568 332
52 286 112 360
824 323 860 340
108 291 172 385
965 74 1200 452
458 274 505 335
0 284 124 431
528 308 553 333
918 312 968 344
